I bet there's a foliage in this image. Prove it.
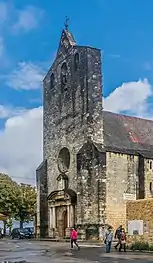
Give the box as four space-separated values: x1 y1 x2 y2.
0 173 36 226
15 183 36 226
0 173 20 216
6 218 13 229
149 245 153 251
130 241 151 251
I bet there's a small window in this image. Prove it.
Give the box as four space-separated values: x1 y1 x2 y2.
50 73 55 89
150 182 153 192
61 62 68 92
150 161 152 170
74 53 79 71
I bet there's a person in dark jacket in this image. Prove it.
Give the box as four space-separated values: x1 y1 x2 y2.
119 228 126 252
114 225 122 250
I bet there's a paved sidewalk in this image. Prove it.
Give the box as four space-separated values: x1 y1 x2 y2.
0 239 153 262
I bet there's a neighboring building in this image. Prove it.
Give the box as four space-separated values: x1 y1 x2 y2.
0 213 8 221
36 25 153 240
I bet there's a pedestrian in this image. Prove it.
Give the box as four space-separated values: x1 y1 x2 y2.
104 226 113 253
70 227 80 250
119 228 126 252
0 228 2 239
114 225 122 250
1 228 4 238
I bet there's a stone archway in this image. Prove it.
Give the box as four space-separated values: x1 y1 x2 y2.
48 189 77 238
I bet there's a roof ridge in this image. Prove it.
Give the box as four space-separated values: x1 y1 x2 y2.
103 110 153 123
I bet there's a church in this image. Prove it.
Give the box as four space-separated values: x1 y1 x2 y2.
36 24 153 240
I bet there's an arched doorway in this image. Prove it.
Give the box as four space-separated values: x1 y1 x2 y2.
62 210 67 238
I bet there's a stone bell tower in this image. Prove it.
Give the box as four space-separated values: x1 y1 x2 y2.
37 19 104 239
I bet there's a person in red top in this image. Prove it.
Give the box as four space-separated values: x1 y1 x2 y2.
70 227 80 250
119 228 126 252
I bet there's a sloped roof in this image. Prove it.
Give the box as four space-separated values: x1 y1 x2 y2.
103 111 153 156
56 29 76 59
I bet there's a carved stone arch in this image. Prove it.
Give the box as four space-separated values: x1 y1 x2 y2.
47 188 77 205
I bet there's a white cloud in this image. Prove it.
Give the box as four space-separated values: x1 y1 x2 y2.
6 62 44 90
0 106 43 185
104 79 153 118
13 6 44 32
0 105 10 118
0 105 27 119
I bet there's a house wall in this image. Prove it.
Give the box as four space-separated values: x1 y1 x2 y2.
126 199 153 244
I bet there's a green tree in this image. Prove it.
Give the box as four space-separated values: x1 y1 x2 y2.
16 183 36 228
0 173 20 217
0 173 36 228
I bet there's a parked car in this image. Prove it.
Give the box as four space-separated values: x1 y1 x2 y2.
11 228 32 239
24 227 34 237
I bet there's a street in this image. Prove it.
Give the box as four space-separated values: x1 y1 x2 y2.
0 239 153 263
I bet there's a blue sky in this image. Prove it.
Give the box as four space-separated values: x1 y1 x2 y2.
0 0 153 184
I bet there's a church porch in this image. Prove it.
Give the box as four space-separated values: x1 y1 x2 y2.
48 189 76 239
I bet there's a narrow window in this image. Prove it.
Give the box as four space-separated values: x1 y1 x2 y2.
150 161 152 170
61 62 68 92
50 73 55 89
150 182 152 192
74 53 79 71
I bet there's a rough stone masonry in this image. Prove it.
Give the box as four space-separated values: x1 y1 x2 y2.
36 25 153 240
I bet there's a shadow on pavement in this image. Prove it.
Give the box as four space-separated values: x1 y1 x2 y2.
60 247 153 262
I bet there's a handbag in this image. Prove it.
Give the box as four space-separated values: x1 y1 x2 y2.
121 240 126 244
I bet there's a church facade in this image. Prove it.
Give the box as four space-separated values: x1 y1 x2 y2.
36 27 153 240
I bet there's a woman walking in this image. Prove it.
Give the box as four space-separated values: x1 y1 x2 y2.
70 227 80 250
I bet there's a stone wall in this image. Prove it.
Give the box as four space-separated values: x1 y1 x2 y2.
126 199 153 244
76 141 106 239
105 152 138 230
43 43 103 197
36 160 48 238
